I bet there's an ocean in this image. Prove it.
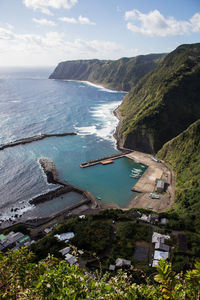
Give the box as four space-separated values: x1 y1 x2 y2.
0 67 146 222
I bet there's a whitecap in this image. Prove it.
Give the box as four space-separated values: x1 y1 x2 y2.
74 100 121 147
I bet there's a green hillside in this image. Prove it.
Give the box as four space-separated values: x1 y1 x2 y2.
119 43 200 153
49 54 165 91
158 119 200 230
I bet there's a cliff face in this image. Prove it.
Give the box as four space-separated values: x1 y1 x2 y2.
49 54 165 91
118 43 200 153
158 119 200 230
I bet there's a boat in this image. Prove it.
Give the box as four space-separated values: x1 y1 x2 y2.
96 196 101 201
131 168 142 174
130 174 140 178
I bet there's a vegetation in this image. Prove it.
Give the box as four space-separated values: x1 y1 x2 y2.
158 119 200 231
0 248 200 299
111 222 151 260
31 216 113 260
119 43 200 153
49 54 165 91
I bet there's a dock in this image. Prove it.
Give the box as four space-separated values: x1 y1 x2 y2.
80 151 131 168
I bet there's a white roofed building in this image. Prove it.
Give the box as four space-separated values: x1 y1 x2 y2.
54 232 75 242
115 258 131 267
154 250 169 261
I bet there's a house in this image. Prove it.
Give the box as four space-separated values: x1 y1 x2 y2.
155 240 170 252
115 258 131 267
139 214 151 223
54 232 75 242
44 227 53 234
0 231 31 252
156 179 165 193
59 246 70 256
154 250 169 261
65 254 77 265
152 260 160 267
109 264 116 271
152 232 170 244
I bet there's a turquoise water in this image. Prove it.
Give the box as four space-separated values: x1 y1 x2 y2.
0 68 146 221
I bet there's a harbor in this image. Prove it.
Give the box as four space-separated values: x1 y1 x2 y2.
125 151 175 212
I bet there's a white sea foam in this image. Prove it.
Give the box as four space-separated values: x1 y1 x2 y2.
0 202 34 222
64 80 126 93
75 100 121 147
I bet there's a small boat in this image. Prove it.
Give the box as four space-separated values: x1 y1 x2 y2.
130 174 140 178
132 168 142 173
96 196 101 200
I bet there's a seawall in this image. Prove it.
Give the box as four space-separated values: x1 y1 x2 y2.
0 132 76 151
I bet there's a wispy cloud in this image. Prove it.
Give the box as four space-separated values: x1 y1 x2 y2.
78 15 96 25
58 17 77 24
0 25 136 66
125 9 200 37
58 15 96 25
33 18 56 26
23 0 78 15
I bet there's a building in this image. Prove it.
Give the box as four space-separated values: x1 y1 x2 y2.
59 246 71 256
139 214 151 223
152 232 170 244
156 179 165 193
115 258 131 267
154 250 169 261
109 264 116 271
155 240 170 252
65 254 77 265
54 232 75 242
0 231 31 252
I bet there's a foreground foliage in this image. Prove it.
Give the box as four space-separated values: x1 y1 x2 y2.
0 248 200 299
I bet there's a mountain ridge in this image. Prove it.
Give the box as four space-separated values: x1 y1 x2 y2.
118 43 200 153
49 53 165 91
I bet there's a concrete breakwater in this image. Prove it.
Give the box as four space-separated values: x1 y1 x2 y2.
0 132 76 151
80 150 131 168
31 157 100 210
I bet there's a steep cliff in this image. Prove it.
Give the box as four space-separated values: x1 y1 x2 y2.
49 54 165 91
158 119 200 230
118 43 200 153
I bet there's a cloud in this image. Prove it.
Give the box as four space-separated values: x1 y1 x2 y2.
78 15 96 25
58 15 96 25
33 18 56 26
0 27 15 40
0 25 137 66
58 17 77 24
125 9 200 37
23 0 78 15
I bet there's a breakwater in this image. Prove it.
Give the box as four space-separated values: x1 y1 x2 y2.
31 157 100 208
0 132 76 151
80 150 131 168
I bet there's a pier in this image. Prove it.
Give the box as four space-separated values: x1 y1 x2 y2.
80 150 131 168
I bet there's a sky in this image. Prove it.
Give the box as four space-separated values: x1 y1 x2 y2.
0 0 199 66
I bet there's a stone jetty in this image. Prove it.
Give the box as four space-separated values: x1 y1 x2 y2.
0 132 76 151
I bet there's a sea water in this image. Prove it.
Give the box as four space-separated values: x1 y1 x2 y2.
0 67 146 221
